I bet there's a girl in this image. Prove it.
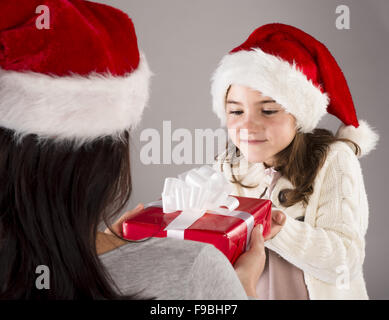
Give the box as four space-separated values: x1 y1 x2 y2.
211 23 379 299
0 0 267 299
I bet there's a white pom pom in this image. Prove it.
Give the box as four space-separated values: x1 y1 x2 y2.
335 120 379 158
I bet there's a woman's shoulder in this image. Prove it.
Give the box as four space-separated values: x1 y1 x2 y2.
99 236 216 263
98 237 243 299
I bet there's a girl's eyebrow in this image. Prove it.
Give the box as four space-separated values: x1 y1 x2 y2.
226 99 276 105
256 99 276 105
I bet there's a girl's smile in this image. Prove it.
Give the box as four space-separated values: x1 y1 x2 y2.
240 139 267 144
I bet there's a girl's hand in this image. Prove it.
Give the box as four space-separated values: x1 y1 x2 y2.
264 209 286 241
104 203 144 237
233 224 266 298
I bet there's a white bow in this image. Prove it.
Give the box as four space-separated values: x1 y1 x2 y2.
161 165 240 232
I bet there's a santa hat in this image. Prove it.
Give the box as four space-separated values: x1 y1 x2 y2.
0 0 152 147
211 23 379 158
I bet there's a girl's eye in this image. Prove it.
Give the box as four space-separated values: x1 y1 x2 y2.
229 111 243 115
262 110 278 115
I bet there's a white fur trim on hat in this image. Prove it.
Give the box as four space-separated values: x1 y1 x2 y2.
335 120 379 158
211 48 329 133
0 53 152 147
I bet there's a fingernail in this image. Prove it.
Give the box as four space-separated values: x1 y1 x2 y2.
259 224 263 234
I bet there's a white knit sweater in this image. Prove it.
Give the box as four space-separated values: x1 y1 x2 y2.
213 141 369 299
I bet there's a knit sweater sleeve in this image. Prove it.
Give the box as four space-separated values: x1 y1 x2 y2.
264 148 368 284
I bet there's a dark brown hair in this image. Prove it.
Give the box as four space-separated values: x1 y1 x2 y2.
0 127 149 299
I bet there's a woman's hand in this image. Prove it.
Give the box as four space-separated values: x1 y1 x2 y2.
264 209 286 241
233 224 266 298
104 203 144 237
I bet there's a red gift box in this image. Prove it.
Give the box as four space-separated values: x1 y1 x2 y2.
122 195 272 264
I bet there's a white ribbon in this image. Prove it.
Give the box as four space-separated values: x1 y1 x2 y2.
144 165 255 249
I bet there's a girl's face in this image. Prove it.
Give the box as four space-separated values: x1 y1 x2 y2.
225 85 297 166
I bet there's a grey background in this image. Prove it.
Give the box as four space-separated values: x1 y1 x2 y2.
97 0 388 299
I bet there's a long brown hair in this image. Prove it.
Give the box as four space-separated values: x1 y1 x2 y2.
0 127 149 299
217 128 360 208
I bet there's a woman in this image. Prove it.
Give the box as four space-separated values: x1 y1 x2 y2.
0 0 270 299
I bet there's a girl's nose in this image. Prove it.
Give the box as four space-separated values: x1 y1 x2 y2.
241 113 262 131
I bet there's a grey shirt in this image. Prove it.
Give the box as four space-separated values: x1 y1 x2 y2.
99 237 250 300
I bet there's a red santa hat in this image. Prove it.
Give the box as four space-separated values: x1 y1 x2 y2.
211 23 379 158
0 0 152 147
